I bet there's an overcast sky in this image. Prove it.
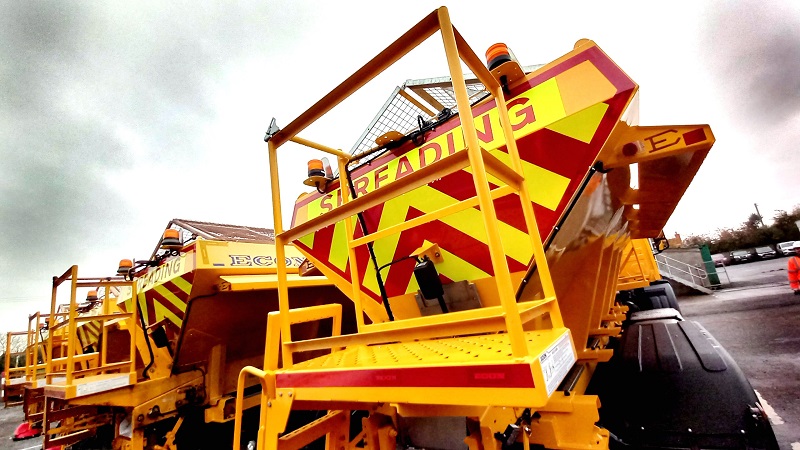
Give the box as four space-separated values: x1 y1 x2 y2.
1 0 798 332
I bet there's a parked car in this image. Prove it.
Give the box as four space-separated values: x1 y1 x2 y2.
753 245 777 259
777 241 797 256
711 253 727 267
729 249 755 264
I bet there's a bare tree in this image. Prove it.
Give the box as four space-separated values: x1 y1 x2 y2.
1 332 29 371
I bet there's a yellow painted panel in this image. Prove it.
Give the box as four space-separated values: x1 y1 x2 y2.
328 221 350 272
298 232 315 249
546 102 609 144
555 60 617 115
489 151 571 211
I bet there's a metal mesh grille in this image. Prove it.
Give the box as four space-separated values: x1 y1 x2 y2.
349 80 490 159
418 82 487 110
350 88 435 157
349 65 541 161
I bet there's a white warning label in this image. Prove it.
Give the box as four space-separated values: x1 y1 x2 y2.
539 331 576 396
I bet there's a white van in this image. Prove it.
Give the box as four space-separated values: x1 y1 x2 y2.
777 241 796 256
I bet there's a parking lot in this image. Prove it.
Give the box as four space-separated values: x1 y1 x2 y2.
717 255 790 288
679 254 800 449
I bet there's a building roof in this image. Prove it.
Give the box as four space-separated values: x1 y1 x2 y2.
149 218 275 259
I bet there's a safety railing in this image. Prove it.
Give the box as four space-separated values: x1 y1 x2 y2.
655 254 725 290
3 330 28 405
45 266 138 393
266 6 561 369
24 311 50 385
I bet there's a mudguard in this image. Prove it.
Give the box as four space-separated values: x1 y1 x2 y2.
588 319 779 449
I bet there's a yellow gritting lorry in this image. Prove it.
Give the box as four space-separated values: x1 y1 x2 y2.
232 6 778 450
7 6 778 450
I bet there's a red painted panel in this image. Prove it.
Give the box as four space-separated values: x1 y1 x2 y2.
276 363 535 389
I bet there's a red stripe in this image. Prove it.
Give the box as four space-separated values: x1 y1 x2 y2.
276 364 534 389
682 128 706 146
144 293 156 324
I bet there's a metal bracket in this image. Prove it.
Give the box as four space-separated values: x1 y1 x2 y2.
264 117 281 142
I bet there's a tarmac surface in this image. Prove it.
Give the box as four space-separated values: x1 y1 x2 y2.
676 271 800 450
0 404 35 450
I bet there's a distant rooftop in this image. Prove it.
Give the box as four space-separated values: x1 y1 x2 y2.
149 218 275 259
171 218 275 243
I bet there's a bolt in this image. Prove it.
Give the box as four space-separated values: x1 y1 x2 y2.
279 392 282 397
288 392 292 397
267 401 272 407
137 414 144 422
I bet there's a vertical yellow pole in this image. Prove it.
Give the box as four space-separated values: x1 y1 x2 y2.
267 140 294 369
101 286 109 368
490 84 557 299
26 317 33 381
437 8 527 357
46 280 57 382
3 333 10 386
66 266 78 385
129 282 138 378
35 313 43 379
337 156 366 331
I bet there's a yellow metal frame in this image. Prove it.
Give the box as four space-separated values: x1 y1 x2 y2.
267 5 560 366
236 7 590 450
3 330 28 406
25 311 51 387
44 266 138 399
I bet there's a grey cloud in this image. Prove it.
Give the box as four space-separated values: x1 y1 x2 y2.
0 1 312 326
704 0 800 127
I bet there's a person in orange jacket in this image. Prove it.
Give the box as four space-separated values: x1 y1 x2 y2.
789 243 800 294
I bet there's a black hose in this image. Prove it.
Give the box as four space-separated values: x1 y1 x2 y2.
136 297 155 380
344 165 394 321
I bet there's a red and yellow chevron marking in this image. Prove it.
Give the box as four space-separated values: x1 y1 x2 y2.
137 271 194 339
76 320 102 349
114 253 194 340
293 44 636 308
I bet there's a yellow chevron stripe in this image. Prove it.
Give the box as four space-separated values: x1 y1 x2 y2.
153 284 188 314
170 275 193 296
546 102 609 144
153 302 183 328
369 185 531 294
467 149 570 211
298 232 315 249
328 221 350 272
524 77 568 129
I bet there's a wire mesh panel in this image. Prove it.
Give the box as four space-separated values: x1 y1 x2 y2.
349 66 541 161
